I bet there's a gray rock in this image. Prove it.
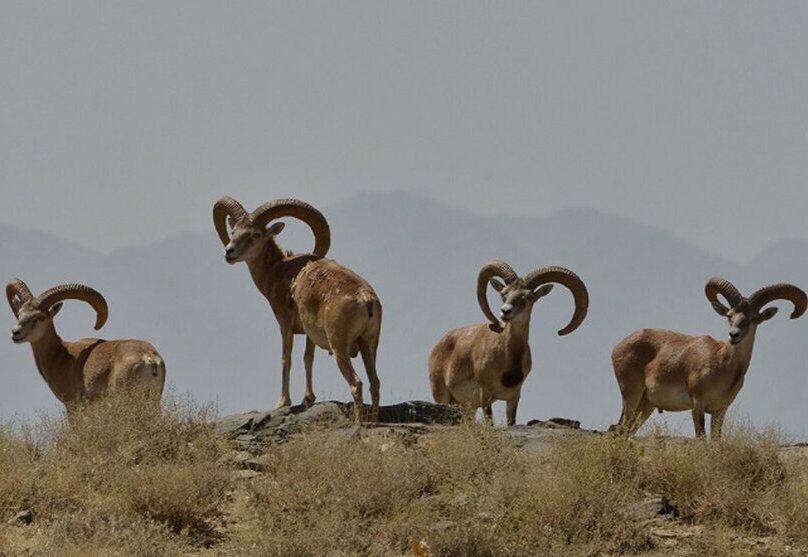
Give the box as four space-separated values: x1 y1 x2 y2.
9 509 33 525
233 469 263 481
526 417 581 429
376 401 464 425
244 455 271 472
628 497 678 521
508 423 590 455
430 520 456 532
217 450 254 468
216 400 464 447
215 411 273 437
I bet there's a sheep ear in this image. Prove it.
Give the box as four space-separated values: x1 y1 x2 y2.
48 302 63 318
489 278 506 293
227 215 236 231
531 284 554 300
758 307 778 322
10 295 22 311
266 222 285 236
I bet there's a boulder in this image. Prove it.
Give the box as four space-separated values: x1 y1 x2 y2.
216 400 463 446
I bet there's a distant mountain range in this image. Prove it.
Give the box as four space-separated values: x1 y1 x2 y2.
2 192 807 437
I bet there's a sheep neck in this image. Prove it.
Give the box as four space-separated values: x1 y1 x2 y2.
29 322 76 403
246 236 287 298
500 314 531 351
719 326 758 380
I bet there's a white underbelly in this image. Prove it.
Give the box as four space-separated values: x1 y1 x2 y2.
645 386 692 412
448 379 518 407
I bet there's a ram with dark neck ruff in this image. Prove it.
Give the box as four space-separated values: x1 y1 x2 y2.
612 277 806 439
213 197 382 423
428 260 589 426
6 279 165 410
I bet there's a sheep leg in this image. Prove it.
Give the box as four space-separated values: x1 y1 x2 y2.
482 404 493 425
616 387 646 433
506 392 520 426
429 374 453 404
275 328 293 409
691 401 707 438
710 408 727 441
628 398 655 434
333 350 364 423
359 340 380 423
302 337 316 407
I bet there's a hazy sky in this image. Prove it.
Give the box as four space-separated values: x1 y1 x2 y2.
2 2 807 261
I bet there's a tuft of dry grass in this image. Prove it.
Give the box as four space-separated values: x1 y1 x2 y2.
0 389 232 553
1 400 807 556
633 425 785 532
777 451 808 541
230 425 652 556
225 423 808 557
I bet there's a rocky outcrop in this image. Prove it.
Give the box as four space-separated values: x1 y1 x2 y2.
215 400 592 456
216 400 465 451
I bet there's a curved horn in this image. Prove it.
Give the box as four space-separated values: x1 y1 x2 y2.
524 266 589 336
250 199 331 257
476 260 518 329
35 284 109 330
6 278 33 317
748 283 807 319
705 277 744 313
212 196 248 247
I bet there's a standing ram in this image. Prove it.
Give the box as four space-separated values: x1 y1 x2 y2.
612 277 806 438
213 197 382 423
429 260 589 425
6 279 166 409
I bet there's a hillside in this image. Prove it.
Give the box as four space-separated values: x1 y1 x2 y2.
1 394 807 556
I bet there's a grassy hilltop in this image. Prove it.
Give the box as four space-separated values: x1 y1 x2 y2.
0 392 807 556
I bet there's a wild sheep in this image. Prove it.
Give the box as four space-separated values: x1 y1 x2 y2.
213 196 382 423
6 279 166 410
429 260 589 425
612 277 806 438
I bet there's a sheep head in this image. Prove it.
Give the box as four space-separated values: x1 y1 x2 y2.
705 277 807 344
213 197 331 263
477 261 589 334
7 279 108 343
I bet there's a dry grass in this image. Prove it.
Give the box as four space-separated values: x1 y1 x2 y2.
0 390 232 555
225 424 808 557
1 400 807 556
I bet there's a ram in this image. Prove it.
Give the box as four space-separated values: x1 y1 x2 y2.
612 277 806 438
429 260 589 425
213 197 382 423
6 279 166 409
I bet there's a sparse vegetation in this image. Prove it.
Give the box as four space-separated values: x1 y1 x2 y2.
0 390 231 555
0 396 806 556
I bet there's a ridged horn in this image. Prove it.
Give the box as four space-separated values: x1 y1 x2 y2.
250 198 331 257
524 266 589 336
212 196 248 247
35 284 109 330
476 260 518 329
748 283 807 319
6 278 33 317
705 277 744 313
